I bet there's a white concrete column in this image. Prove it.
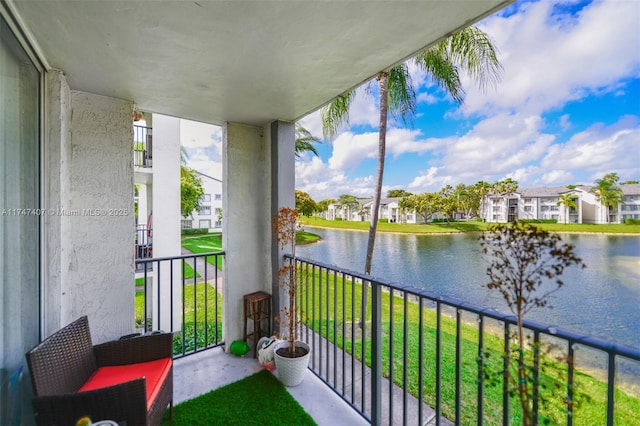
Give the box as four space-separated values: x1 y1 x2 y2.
151 114 182 332
269 121 295 335
223 121 295 351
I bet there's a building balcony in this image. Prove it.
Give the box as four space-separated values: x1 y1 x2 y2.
134 252 640 425
134 124 153 169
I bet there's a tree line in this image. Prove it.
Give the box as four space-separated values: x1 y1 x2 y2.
296 172 636 224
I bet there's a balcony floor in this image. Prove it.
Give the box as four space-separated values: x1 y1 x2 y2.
173 347 369 425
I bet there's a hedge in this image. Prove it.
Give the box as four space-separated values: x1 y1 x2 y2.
181 228 209 235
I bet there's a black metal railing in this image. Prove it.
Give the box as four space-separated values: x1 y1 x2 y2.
289 254 640 426
134 125 152 168
135 251 224 358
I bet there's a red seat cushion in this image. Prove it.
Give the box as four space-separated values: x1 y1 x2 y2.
79 358 171 410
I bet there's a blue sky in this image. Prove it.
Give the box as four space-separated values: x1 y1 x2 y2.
183 0 640 201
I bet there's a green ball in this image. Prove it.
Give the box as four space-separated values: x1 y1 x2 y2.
230 340 250 356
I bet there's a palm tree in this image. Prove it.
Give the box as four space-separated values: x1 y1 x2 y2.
494 178 518 222
475 181 492 222
590 173 624 223
295 123 321 158
322 26 502 277
557 193 578 224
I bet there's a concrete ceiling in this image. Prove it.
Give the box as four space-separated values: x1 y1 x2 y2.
10 0 511 127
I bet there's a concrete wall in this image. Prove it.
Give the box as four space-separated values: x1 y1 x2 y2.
43 71 135 342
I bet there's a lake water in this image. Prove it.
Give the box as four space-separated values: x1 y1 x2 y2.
297 228 640 350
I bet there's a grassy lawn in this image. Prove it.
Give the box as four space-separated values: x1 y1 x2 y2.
135 281 223 354
299 216 640 235
181 234 224 270
298 268 640 425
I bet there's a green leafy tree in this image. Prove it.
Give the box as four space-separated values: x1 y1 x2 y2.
590 172 624 223
295 123 322 158
621 180 639 184
479 222 585 425
387 189 413 198
316 198 337 217
557 193 578 224
322 26 502 279
475 180 493 221
338 194 360 221
180 166 205 218
295 190 317 217
179 146 205 219
404 192 443 224
439 184 457 224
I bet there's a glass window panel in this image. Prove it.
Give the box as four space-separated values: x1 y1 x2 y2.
1 14 40 425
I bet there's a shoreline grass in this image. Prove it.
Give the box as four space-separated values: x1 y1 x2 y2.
299 216 640 235
298 267 640 424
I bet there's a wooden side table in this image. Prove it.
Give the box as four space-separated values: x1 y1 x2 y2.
243 291 271 357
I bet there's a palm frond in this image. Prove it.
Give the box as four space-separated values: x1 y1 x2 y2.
387 65 416 125
295 123 321 158
439 26 503 93
415 49 464 104
321 90 355 140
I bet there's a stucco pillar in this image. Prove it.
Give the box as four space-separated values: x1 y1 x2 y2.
151 114 182 332
269 121 295 335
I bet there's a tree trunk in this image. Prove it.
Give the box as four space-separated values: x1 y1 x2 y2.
359 72 389 327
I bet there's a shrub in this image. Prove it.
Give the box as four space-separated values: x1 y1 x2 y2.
379 218 389 223
182 228 209 235
334 217 343 221
625 218 640 225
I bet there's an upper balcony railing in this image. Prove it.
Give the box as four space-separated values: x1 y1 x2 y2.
134 125 153 168
289 254 640 426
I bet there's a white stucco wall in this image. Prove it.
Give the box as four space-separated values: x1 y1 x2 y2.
44 84 135 342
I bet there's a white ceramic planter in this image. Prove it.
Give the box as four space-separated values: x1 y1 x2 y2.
273 340 311 386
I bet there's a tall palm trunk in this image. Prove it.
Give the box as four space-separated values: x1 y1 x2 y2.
360 72 389 327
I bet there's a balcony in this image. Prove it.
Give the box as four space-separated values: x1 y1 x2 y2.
134 124 153 168
138 253 640 425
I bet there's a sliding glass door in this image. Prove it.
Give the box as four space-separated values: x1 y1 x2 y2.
0 13 40 425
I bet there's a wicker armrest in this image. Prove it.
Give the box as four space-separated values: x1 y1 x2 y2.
94 332 173 366
32 378 147 426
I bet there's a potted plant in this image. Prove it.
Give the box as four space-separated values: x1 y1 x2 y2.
272 206 310 386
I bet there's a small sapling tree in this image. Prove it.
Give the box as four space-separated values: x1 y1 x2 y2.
479 222 585 425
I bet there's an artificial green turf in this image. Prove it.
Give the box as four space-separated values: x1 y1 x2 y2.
161 370 317 426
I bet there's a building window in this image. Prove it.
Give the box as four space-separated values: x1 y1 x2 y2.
540 206 549 211
199 219 211 229
492 198 501 204
406 214 413 221
524 206 532 212
202 193 211 202
550 206 559 211
492 214 501 221
181 220 193 229
524 198 532 203
492 206 500 212
214 220 222 228
198 206 211 215
215 193 221 200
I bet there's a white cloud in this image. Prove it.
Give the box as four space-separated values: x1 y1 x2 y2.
462 0 640 116
540 116 640 173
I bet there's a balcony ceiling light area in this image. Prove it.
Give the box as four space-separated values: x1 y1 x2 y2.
10 0 511 126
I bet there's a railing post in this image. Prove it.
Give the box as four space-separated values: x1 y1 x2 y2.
371 280 382 426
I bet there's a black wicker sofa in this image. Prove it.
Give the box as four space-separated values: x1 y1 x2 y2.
25 316 173 426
